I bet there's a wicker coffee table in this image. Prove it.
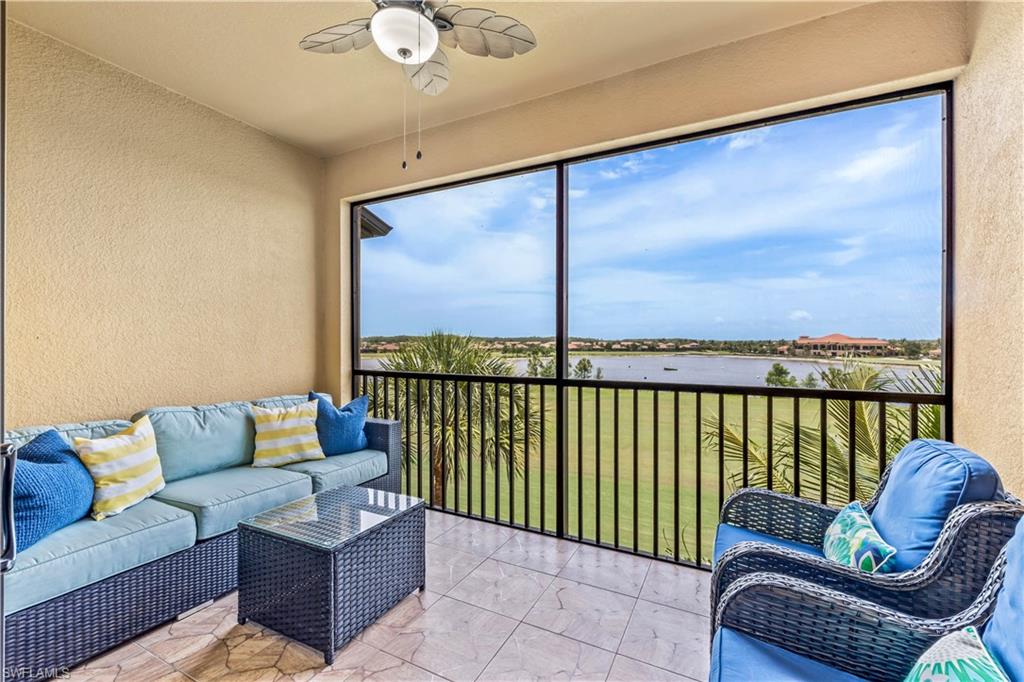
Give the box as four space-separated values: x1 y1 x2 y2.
237 485 425 664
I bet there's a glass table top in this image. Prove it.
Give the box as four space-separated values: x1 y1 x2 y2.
240 485 424 550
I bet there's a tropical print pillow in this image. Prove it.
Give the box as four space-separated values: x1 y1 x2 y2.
822 501 897 573
904 626 1010 682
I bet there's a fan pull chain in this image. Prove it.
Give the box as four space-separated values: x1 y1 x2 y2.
401 65 408 171
416 15 423 161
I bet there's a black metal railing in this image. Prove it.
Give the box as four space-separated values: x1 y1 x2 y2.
354 369 946 567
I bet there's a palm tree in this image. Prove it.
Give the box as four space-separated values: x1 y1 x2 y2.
375 331 541 507
704 362 942 505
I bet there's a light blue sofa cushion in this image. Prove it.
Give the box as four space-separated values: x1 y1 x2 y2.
253 393 332 410
283 448 387 492
4 420 133 449
153 466 311 539
712 523 823 567
133 401 255 482
871 439 1003 572
982 515 1024 681
710 627 866 682
4 498 196 614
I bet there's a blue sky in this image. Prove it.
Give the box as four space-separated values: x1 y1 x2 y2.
362 94 944 340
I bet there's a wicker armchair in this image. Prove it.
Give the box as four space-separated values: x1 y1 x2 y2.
713 548 1008 682
711 470 1023 624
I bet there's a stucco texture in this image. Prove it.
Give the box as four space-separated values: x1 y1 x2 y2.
953 2 1024 495
5 21 324 427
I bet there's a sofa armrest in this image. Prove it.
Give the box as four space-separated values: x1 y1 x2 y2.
720 488 838 545
715 570 997 682
364 418 402 494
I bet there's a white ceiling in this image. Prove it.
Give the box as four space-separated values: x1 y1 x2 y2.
8 1 862 157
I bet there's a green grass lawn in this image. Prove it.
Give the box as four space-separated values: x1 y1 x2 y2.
393 386 866 564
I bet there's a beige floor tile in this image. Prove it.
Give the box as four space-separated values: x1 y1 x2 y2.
607 655 698 681
171 627 326 681
309 640 444 681
639 562 711 616
447 558 553 618
425 541 486 593
490 531 580 575
425 509 465 541
358 589 443 650
139 600 257 664
618 601 711 681
69 642 184 682
478 623 614 681
558 545 651 597
375 596 517 681
523 577 636 651
432 518 518 557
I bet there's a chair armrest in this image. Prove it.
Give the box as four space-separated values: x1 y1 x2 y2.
715 569 1000 682
712 498 1024 621
720 488 838 545
364 418 402 494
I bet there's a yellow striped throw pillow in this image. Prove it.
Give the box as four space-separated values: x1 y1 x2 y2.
73 416 165 520
252 400 325 467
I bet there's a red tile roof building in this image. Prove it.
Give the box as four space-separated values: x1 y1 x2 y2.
793 333 890 357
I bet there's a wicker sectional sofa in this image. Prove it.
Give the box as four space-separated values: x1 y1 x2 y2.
3 394 401 680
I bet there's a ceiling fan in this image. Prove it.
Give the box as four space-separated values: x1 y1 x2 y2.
299 0 538 97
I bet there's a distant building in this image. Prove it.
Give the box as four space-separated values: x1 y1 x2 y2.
793 333 888 357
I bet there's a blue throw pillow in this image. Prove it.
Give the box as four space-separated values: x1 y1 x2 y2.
13 430 95 551
308 393 369 456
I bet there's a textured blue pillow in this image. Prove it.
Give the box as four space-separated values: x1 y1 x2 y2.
13 430 95 551
308 393 369 456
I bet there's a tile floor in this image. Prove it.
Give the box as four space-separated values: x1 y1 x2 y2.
70 511 711 681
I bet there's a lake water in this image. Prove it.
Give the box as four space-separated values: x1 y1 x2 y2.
363 354 928 387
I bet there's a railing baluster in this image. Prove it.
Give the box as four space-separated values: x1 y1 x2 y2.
372 376 379 418
384 376 389 418
614 388 620 549
454 381 461 512
673 390 680 562
467 382 474 517
695 392 702 564
494 382 501 522
595 387 601 544
540 385 546 531
878 401 887 480
405 379 411 495
652 390 659 557
525 385 531 529
793 398 801 498
741 394 749 488
481 382 487 519
766 397 773 491
632 388 639 553
848 400 857 502
910 403 920 440
428 379 435 507
577 386 584 539
441 380 448 510
820 397 828 505
417 379 423 499
509 383 516 526
717 393 725 513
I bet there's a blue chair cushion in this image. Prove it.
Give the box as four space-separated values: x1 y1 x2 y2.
713 523 824 567
253 393 331 410
982 515 1024 681
283 448 387 492
710 627 867 682
12 430 95 552
153 466 311 539
309 393 369 456
870 439 1002 572
5 420 133 450
4 498 196 614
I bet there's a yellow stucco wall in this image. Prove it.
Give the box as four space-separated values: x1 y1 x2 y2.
4 21 325 427
953 2 1024 495
317 1 970 403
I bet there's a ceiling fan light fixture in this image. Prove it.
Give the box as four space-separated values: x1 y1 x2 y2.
370 6 439 64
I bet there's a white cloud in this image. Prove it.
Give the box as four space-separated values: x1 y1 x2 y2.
835 143 918 182
568 188 589 199
529 195 548 210
726 129 770 151
825 236 868 266
788 309 813 322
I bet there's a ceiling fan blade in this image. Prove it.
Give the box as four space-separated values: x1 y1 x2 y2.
425 0 448 8
299 19 372 54
432 6 537 58
403 48 450 96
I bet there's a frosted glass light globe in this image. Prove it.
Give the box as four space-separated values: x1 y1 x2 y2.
370 6 439 64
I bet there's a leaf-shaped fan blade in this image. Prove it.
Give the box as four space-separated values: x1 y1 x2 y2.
299 19 372 54
433 6 536 58
403 48 450 96
425 0 448 8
